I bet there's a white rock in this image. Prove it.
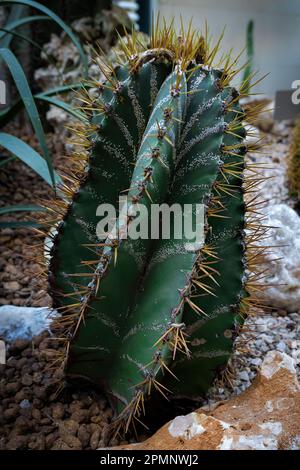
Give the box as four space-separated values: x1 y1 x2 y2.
260 350 297 381
0 305 58 341
260 422 282 436
246 142 289 207
20 399 31 409
168 413 205 439
232 434 278 450
112 351 300 451
250 357 262 367
46 105 69 127
276 341 287 352
257 204 300 312
238 370 250 382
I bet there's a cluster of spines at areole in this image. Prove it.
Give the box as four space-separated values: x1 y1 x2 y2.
33 18 269 435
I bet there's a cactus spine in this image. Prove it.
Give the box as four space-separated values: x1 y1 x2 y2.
41 21 265 433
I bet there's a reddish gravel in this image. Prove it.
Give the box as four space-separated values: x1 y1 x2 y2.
0 333 130 450
0 128 128 450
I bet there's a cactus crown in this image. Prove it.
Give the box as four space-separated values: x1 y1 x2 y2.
38 19 266 435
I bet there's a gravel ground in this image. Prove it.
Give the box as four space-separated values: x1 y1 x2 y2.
1 310 299 449
207 311 300 404
0 333 118 450
1 121 300 449
0 129 64 309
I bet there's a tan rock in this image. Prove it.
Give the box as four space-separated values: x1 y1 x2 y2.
109 351 300 450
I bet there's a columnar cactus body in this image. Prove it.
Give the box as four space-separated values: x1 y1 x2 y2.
44 23 263 431
287 118 300 200
49 61 171 306
166 96 247 397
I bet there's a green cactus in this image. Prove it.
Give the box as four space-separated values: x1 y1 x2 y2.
287 118 300 200
43 22 263 432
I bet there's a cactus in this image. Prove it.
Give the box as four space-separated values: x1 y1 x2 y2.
242 19 254 94
287 118 300 200
42 21 264 433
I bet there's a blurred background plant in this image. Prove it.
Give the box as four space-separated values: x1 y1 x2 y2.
241 19 254 94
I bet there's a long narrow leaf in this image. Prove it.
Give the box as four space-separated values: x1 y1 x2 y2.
0 132 61 186
0 27 60 70
0 4 25 47
0 27 44 50
0 155 17 166
0 220 42 228
0 83 87 127
38 83 87 97
0 100 22 126
0 204 46 215
0 15 49 42
0 48 55 186
2 0 88 76
37 95 88 122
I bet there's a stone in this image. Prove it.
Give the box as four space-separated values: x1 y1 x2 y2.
71 409 88 424
59 434 82 450
4 406 18 421
109 352 300 450
28 434 45 450
59 419 79 437
276 341 286 352
90 429 101 450
238 370 250 382
9 339 29 354
78 424 90 448
19 399 31 410
51 438 72 450
6 381 21 394
250 358 262 367
6 435 29 450
3 281 20 292
257 204 300 312
0 306 57 341
21 374 33 387
51 402 65 420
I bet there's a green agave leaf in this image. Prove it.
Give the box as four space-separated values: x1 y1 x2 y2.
0 83 86 126
0 15 49 44
0 204 46 215
0 4 26 47
0 220 42 228
38 83 87 97
0 204 46 229
0 27 61 71
37 95 88 123
0 132 61 186
0 155 17 167
0 48 55 187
